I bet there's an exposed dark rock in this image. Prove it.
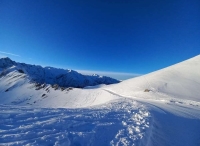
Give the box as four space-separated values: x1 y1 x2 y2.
18 69 24 73
144 89 151 92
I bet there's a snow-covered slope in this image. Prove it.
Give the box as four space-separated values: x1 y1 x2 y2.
0 55 200 146
106 55 200 102
0 57 119 88
0 67 120 108
103 55 200 146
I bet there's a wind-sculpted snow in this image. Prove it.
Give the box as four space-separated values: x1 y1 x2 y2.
0 99 151 146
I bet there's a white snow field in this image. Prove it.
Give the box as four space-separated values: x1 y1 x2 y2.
0 55 200 146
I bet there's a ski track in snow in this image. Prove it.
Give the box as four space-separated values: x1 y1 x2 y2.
0 99 151 146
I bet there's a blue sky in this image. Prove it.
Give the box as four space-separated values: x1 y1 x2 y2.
0 0 199 80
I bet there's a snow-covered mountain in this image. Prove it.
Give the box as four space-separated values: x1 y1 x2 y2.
0 57 119 88
0 55 200 146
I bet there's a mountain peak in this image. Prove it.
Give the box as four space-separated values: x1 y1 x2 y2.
0 57 12 61
0 57 15 68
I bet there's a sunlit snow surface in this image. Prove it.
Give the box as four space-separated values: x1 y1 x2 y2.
1 55 200 145
0 99 151 146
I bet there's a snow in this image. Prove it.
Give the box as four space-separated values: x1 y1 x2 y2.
0 57 120 88
0 70 120 108
106 55 200 102
0 55 200 145
0 99 151 146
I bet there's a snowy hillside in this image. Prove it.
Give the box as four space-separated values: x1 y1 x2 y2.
104 55 200 146
106 55 200 102
0 57 119 88
0 55 200 146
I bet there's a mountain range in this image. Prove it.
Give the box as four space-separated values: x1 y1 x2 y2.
0 57 119 88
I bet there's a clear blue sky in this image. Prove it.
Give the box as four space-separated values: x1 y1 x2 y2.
0 0 199 80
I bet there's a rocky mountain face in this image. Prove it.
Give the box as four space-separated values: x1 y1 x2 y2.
0 57 120 88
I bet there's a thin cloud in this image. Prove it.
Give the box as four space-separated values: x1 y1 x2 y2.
77 70 142 80
0 51 21 57
77 69 141 76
